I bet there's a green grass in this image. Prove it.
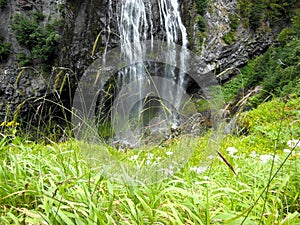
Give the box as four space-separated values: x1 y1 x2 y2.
0 97 299 224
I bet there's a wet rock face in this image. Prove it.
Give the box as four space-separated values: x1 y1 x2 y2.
58 0 110 73
0 0 110 122
188 0 275 78
0 68 47 120
0 0 65 122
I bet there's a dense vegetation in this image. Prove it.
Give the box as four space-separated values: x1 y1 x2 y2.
222 13 240 45
0 35 10 62
220 0 299 45
0 96 299 224
0 0 7 8
11 13 61 68
195 0 208 31
223 10 300 106
238 0 298 30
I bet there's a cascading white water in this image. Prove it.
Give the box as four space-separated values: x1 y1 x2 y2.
117 0 152 61
72 0 225 184
106 0 188 146
157 0 188 113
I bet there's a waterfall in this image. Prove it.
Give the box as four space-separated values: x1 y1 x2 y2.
105 0 188 146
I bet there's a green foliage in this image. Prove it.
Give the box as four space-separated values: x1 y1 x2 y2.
0 104 299 224
32 11 45 22
0 35 11 61
0 0 7 8
0 95 300 224
277 27 297 44
16 53 33 67
237 0 252 23
229 13 240 31
229 20 300 104
195 98 210 112
196 16 206 32
238 97 300 146
222 14 240 45
194 0 208 16
57 3 67 17
12 15 40 49
222 74 248 102
278 10 300 46
249 0 265 30
238 0 298 30
291 9 300 32
222 32 236 45
12 13 61 67
193 0 208 33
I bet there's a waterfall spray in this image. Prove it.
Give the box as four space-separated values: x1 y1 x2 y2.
104 0 189 146
72 0 225 184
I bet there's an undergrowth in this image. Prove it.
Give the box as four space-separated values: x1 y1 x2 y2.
0 96 299 224
222 9 300 106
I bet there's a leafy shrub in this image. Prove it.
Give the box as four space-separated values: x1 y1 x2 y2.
16 53 32 67
279 78 300 97
222 32 235 45
223 8 300 107
12 13 60 67
238 0 298 30
238 97 300 148
249 0 265 30
229 14 240 31
12 15 41 49
197 16 206 32
195 0 208 16
222 14 240 44
235 36 300 104
277 27 297 44
194 0 208 33
291 9 300 32
222 74 248 102
0 0 7 8
0 35 10 61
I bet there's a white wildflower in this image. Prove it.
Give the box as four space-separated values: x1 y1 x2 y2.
226 147 238 156
283 149 292 154
287 140 300 149
130 154 138 161
146 153 153 159
190 166 208 174
208 155 215 159
203 176 210 180
249 151 257 158
162 165 174 175
260 154 277 164
235 167 241 175
166 151 173 156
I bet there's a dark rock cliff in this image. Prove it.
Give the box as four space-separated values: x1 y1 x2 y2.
183 0 279 79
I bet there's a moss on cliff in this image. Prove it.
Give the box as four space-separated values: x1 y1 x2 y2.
222 13 240 45
12 13 61 69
